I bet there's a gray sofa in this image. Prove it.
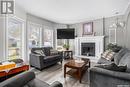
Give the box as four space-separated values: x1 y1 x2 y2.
30 47 63 70
0 71 63 87
89 48 130 87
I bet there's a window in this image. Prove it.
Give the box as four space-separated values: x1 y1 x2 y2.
44 28 53 47
28 22 42 55
7 18 24 59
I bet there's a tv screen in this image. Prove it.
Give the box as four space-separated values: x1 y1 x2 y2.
57 28 75 39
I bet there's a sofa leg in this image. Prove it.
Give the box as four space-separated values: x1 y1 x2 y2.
60 61 62 64
39 68 43 71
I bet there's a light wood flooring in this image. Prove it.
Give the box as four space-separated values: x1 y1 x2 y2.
31 60 96 87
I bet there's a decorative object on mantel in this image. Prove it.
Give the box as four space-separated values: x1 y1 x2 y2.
82 22 93 36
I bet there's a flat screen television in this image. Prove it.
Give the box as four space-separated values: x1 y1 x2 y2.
57 28 75 39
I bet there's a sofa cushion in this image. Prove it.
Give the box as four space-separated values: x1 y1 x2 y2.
101 50 111 59
44 55 61 62
31 47 53 56
31 48 43 54
95 63 127 72
0 71 35 87
50 49 59 56
34 50 45 56
27 78 50 87
119 51 130 72
43 47 52 56
114 48 128 65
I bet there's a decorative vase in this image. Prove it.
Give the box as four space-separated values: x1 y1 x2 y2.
66 48 69 50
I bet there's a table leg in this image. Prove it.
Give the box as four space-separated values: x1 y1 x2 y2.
64 66 66 78
78 69 82 83
71 52 73 59
88 61 90 68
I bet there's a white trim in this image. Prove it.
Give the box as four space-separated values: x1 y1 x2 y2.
6 16 25 60
27 21 43 61
43 26 54 47
27 21 43 46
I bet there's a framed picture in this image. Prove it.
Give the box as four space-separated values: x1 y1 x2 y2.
83 22 93 35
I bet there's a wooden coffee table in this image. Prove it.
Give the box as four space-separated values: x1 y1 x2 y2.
64 58 90 83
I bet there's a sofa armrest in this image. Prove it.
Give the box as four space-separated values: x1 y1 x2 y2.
50 81 63 87
30 53 45 69
89 67 130 81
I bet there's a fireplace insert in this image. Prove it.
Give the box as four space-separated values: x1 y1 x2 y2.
81 43 95 56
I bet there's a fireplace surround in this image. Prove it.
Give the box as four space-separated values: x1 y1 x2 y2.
75 36 104 61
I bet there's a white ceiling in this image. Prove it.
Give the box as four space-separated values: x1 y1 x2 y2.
16 0 130 24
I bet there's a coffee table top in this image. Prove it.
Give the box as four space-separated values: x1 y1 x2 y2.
64 58 90 68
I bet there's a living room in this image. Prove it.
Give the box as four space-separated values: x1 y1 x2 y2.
0 0 130 87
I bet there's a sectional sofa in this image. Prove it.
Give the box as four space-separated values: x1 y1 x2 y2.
89 48 130 87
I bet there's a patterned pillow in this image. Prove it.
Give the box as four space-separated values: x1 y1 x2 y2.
34 50 45 56
101 50 115 61
50 49 59 55
101 50 111 58
106 51 115 60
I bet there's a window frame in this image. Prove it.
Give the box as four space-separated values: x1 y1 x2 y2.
6 16 25 60
43 27 54 47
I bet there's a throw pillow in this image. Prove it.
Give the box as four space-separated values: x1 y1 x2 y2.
50 49 59 55
105 51 115 61
34 50 45 56
95 63 127 72
101 50 111 59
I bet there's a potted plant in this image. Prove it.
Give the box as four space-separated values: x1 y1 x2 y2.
63 44 70 50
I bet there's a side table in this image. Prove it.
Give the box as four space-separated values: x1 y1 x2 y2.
63 50 73 59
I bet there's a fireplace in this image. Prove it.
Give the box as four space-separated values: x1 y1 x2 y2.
81 43 95 56
75 36 104 61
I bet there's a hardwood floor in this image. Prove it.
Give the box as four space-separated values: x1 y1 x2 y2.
31 60 95 87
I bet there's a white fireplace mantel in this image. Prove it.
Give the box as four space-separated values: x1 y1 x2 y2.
74 36 104 61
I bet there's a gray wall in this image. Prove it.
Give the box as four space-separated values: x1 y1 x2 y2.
124 5 130 49
70 15 124 49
